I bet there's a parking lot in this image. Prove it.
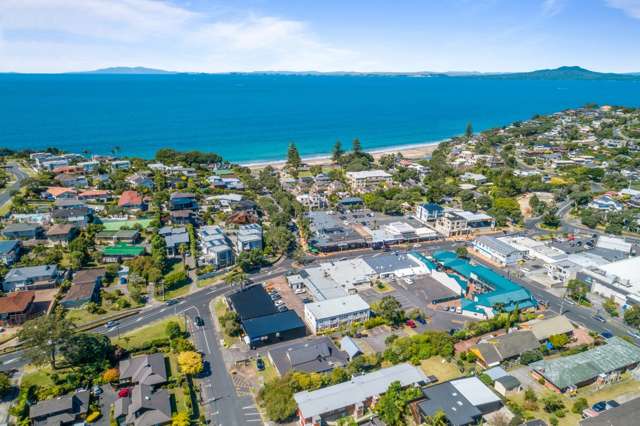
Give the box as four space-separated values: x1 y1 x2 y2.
264 276 305 319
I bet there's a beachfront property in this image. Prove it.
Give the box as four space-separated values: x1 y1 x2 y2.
530 337 640 393
345 170 392 191
472 236 526 266
304 294 370 334
293 363 428 425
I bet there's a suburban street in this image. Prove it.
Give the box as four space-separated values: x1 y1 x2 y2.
0 162 29 207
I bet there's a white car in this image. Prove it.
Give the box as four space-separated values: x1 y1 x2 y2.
294 288 306 294
274 299 285 307
403 278 414 285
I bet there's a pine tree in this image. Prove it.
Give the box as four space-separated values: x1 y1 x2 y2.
352 138 362 154
286 142 301 170
465 122 473 138
332 140 344 163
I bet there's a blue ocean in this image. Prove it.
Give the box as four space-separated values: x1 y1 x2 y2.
1 74 639 163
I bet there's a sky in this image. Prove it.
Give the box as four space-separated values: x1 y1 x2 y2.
1 0 640 73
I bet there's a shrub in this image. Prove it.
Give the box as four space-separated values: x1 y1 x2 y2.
102 368 119 383
520 350 543 365
572 397 588 414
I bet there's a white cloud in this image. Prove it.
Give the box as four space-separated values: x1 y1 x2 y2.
0 0 363 72
541 0 565 16
606 0 640 19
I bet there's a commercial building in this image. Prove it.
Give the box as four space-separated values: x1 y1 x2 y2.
434 211 495 237
473 236 526 266
415 202 444 223
413 377 503 426
227 285 306 348
304 295 370 334
294 363 428 425
530 337 640 393
578 256 640 306
433 251 537 316
306 211 367 253
497 236 568 264
345 170 392 191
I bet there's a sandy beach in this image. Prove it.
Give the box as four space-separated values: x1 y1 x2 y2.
244 140 442 170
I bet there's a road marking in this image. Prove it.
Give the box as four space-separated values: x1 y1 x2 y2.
244 419 261 422
242 406 255 410
135 317 143 322
4 357 18 364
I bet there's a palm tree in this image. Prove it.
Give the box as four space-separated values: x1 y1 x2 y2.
224 270 248 287
178 243 187 266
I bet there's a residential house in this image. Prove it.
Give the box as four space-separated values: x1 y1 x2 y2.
95 229 140 245
294 363 428 425
588 195 623 212
77 160 100 172
111 160 131 171
413 377 503 426
531 337 640 393
470 331 540 368
127 173 154 190
101 243 145 262
29 390 90 426
78 189 112 202
44 186 78 200
114 384 171 426
119 353 168 385
159 226 189 256
494 375 522 397
54 198 87 210
522 315 575 343
169 209 195 225
169 192 197 211
46 224 78 245
1 223 43 239
54 173 88 188
267 337 349 376
2 265 60 292
0 290 36 325
236 224 262 252
118 190 145 210
60 268 104 308
51 207 92 228
198 225 233 268
340 336 363 361
0 240 21 265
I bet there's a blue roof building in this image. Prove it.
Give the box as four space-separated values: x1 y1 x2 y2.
433 251 537 314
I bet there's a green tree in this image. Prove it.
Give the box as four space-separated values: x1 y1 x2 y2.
332 141 344 163
572 398 588 414
372 296 404 325
423 410 448 426
374 381 422 426
603 297 619 317
61 333 112 366
465 121 473 138
567 279 589 304
352 138 362 154
624 305 640 328
166 321 183 340
0 372 11 397
18 308 75 368
455 246 468 258
286 143 301 171
549 333 569 349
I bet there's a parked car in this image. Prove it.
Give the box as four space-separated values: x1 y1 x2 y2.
195 316 205 327
166 299 179 306
406 319 416 328
274 299 285 307
606 400 620 410
277 305 288 312
302 297 313 304
592 401 607 412
270 293 281 301
416 316 426 325
593 314 606 323
600 330 614 339
92 385 103 396
294 288 306 294
256 357 265 371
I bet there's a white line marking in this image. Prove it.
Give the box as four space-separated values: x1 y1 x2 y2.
242 406 256 410
4 357 18 364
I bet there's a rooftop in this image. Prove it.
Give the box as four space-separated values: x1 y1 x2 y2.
305 295 370 320
294 363 428 418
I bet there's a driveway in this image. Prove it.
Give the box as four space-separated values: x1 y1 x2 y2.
94 384 117 426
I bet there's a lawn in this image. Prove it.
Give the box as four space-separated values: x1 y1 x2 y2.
160 261 192 300
372 281 395 294
213 298 238 347
112 315 185 350
420 356 464 383
196 276 222 288
21 367 55 388
257 356 279 384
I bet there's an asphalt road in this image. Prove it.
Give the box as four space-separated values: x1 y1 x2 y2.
0 163 29 207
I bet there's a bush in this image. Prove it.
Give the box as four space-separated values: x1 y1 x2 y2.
542 394 565 413
572 397 588 414
102 368 119 383
520 350 543 365
364 316 387 329
166 321 183 340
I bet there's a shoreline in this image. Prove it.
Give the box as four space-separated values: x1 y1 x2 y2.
242 139 445 169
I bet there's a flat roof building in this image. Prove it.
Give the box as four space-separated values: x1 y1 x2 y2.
304 295 370 334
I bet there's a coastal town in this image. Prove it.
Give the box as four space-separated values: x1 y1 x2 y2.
0 104 640 426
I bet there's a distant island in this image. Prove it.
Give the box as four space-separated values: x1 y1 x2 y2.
67 65 640 80
77 66 177 75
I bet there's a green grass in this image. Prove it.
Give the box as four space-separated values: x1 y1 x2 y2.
112 315 185 350
100 218 153 231
160 261 192 300
257 357 279 383
196 276 222 288
21 368 55 388
420 356 464 383
213 298 238 347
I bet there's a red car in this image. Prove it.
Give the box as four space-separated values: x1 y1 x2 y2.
118 388 130 398
406 319 417 328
